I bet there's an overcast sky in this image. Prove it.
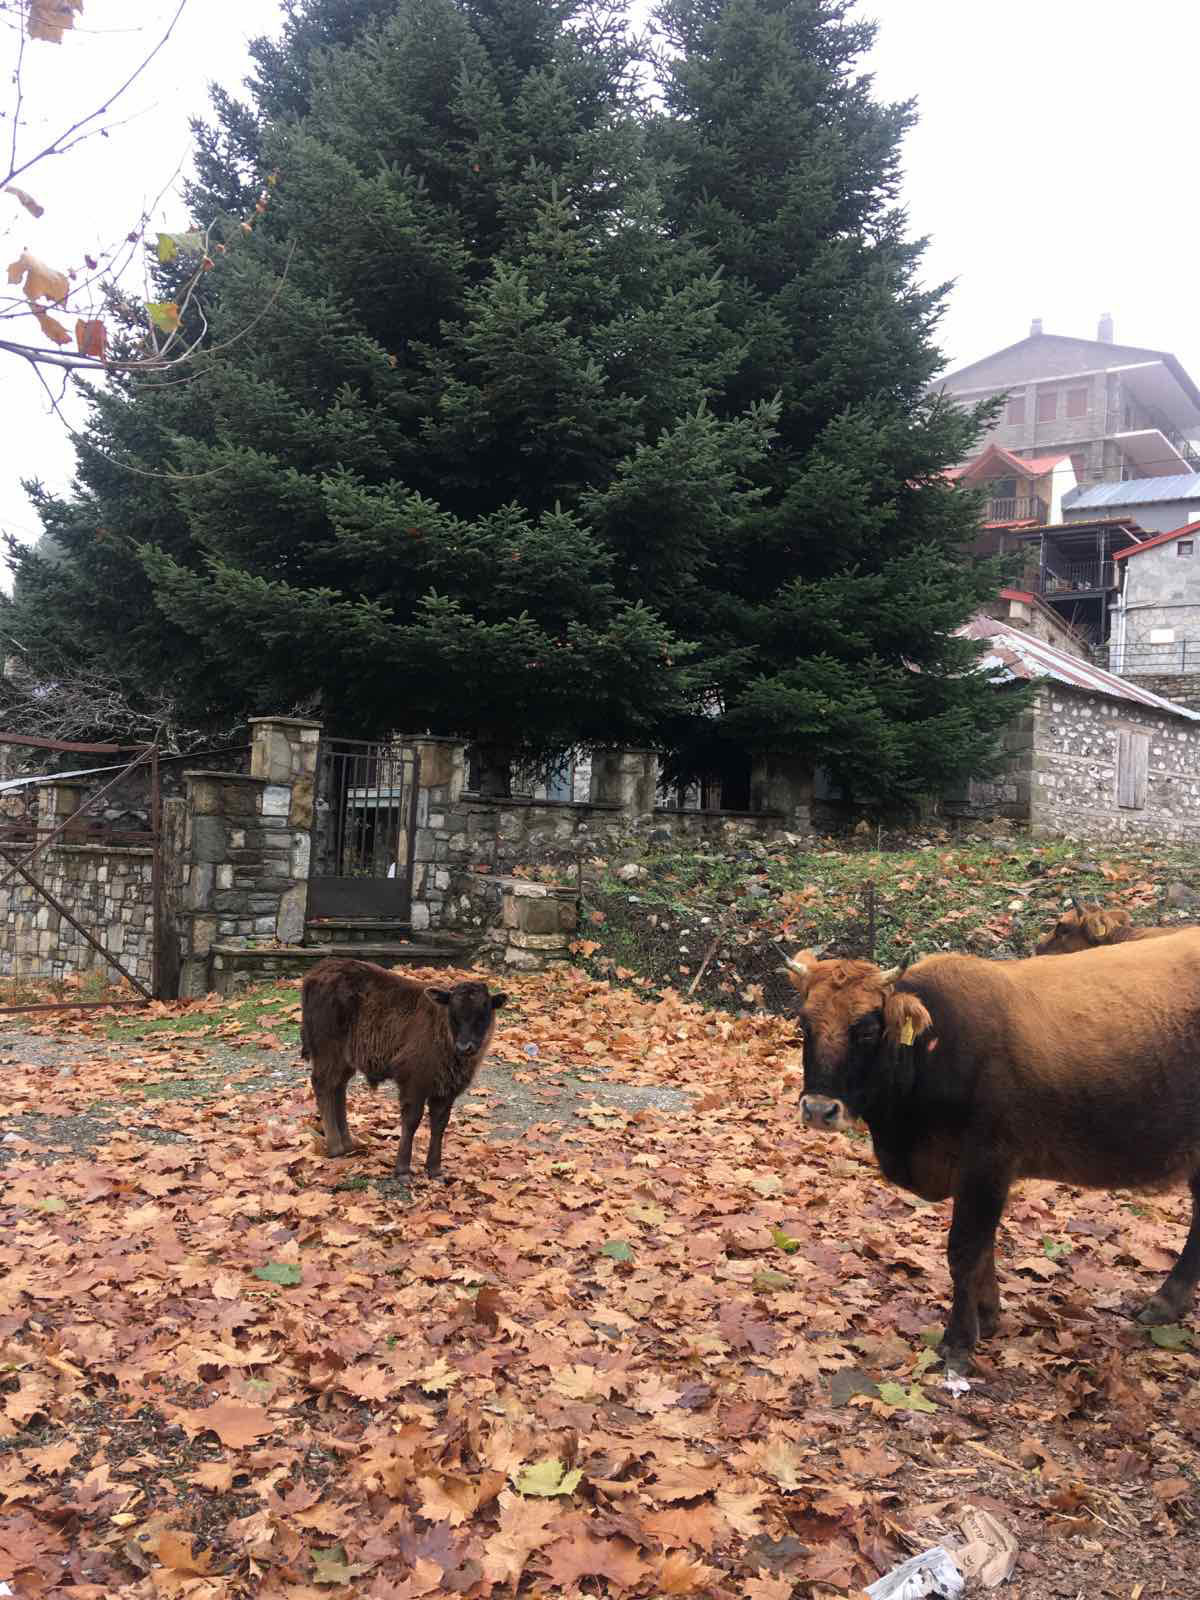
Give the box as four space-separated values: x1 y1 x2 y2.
2 0 1199 568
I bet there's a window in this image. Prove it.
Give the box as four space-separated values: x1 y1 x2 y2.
1117 730 1149 810
1036 389 1058 423
1006 394 1026 425
1066 388 1088 419
1179 540 1194 558
1150 628 1176 644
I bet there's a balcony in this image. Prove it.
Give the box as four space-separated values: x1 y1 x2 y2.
1040 559 1115 595
983 494 1048 524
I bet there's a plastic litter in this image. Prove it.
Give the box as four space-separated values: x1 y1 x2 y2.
523 1042 539 1058
865 1546 965 1600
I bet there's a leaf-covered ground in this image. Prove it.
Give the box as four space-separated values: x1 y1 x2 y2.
0 963 1198 1598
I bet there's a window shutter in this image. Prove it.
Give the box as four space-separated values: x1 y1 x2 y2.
1117 730 1149 809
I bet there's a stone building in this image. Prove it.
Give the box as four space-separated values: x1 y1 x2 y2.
936 315 1200 488
1105 521 1200 683
946 616 1200 840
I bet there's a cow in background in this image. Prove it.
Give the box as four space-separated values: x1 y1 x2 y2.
784 932 1200 1370
1036 897 1185 956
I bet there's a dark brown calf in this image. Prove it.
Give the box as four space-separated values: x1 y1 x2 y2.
300 957 506 1179
785 930 1200 1370
1036 898 1184 956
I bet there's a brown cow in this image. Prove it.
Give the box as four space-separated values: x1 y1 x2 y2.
1036 897 1184 956
784 931 1200 1370
301 957 506 1179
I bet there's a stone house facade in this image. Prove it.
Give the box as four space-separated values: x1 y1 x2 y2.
947 616 1200 839
1107 521 1200 678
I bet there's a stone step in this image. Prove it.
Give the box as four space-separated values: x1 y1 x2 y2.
209 938 479 996
303 917 412 947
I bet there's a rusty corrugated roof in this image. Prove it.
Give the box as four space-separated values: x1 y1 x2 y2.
958 615 1200 720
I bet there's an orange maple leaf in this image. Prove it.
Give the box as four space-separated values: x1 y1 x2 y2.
539 1532 649 1591
174 1399 273 1450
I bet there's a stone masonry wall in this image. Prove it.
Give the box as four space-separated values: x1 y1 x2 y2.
1124 673 1200 711
407 738 801 935
0 843 154 988
176 717 320 997
1027 685 1200 841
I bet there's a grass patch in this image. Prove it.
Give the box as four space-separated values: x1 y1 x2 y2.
104 981 300 1042
577 835 1199 1013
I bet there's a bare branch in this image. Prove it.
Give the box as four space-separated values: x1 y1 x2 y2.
2 0 190 193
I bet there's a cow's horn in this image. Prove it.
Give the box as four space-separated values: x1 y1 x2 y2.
877 964 903 985
1071 895 1086 914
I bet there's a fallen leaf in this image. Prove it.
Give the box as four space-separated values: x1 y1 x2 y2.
877 1381 938 1413
176 1400 273 1450
514 1459 582 1498
253 1261 302 1286
600 1239 634 1262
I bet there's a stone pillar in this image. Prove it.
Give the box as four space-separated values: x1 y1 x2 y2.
482 880 579 970
749 753 814 834
589 748 658 818
176 716 322 997
41 782 87 841
409 737 469 932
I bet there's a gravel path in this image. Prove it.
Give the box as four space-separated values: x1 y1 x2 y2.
0 1023 691 1164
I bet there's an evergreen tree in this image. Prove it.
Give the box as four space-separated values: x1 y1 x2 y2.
7 0 1013 802
8 0 744 754
641 0 1014 802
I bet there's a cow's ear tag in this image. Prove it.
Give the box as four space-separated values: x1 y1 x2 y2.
899 1019 915 1046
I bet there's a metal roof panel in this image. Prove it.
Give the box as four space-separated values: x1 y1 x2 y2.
1064 473 1200 510
959 616 1200 720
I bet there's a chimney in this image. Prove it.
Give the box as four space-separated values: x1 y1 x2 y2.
1030 317 1043 337
1098 312 1114 343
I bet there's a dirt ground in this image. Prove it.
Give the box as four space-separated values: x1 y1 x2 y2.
0 972 1198 1599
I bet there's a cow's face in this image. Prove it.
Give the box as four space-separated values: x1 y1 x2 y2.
1035 903 1131 956
783 952 931 1129
427 982 507 1060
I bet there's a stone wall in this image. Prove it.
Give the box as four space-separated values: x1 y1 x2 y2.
175 717 320 998
0 843 155 989
1028 686 1200 841
1124 672 1200 710
407 736 801 935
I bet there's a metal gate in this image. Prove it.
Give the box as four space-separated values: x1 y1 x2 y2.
0 735 162 1013
308 738 420 920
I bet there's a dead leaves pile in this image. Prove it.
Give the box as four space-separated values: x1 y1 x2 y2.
0 964 1196 1596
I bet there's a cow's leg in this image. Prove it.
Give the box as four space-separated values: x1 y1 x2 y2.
974 1241 1001 1340
944 1165 1010 1369
425 1094 456 1179
394 1093 425 1178
312 1053 355 1157
1138 1172 1200 1325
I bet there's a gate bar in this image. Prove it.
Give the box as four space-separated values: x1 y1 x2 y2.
0 743 156 899
0 844 154 1001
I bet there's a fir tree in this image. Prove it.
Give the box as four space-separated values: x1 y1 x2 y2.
7 0 1012 802
643 0 1013 802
